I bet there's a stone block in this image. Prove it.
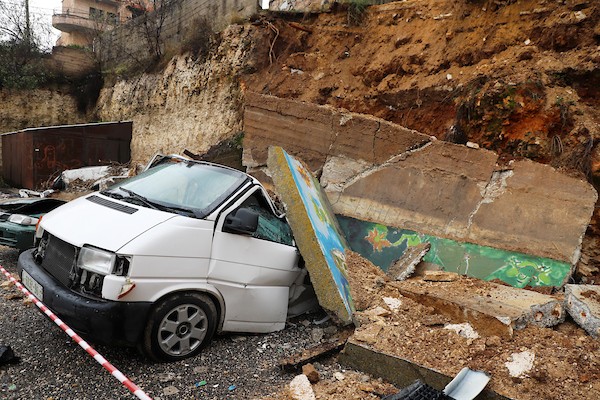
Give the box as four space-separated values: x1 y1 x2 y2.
393 277 565 337
565 284 600 338
302 363 320 383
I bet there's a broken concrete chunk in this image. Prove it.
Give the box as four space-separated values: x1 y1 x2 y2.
289 374 316 400
422 270 459 282
444 323 480 339
394 277 565 337
268 146 354 324
387 242 430 281
382 297 402 311
354 324 383 344
505 351 535 378
565 284 600 338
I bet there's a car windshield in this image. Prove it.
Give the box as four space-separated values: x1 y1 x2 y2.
103 159 249 218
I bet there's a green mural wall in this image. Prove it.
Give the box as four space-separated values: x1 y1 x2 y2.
337 216 571 288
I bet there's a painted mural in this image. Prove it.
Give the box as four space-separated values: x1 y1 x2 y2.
282 151 355 318
338 216 571 288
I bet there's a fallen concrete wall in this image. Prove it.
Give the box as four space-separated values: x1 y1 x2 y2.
245 93 597 274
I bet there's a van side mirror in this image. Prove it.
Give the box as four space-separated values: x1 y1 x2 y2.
223 208 259 235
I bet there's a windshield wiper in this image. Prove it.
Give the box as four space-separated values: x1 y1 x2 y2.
100 189 124 200
119 188 160 211
119 188 197 217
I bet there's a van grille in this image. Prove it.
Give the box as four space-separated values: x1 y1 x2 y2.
41 234 78 287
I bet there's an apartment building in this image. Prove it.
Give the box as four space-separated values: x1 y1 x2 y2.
52 0 147 47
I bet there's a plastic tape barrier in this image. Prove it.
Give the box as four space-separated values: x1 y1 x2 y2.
0 265 152 400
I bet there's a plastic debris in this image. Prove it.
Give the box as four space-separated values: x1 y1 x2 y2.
228 385 237 391
382 380 452 400
195 380 207 387
443 368 490 400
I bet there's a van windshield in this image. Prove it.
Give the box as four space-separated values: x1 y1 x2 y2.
103 160 249 218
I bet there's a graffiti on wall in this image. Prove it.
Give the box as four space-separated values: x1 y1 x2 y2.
338 216 571 288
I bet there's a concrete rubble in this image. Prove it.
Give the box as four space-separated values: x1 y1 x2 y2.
391 276 565 337
565 284 600 338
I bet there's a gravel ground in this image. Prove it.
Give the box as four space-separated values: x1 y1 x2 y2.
0 246 339 400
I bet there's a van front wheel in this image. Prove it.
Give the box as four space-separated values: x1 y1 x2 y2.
142 292 217 362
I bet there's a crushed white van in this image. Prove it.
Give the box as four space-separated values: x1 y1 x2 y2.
18 155 312 361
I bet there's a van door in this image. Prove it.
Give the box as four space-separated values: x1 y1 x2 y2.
209 186 300 333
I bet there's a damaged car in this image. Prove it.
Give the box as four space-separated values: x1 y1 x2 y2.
18 155 313 361
0 197 66 251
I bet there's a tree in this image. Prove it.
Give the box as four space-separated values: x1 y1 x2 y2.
127 0 176 60
0 0 54 89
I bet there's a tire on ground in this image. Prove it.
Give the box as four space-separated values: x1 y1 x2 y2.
142 292 217 362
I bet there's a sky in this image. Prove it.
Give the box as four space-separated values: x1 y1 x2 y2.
29 0 63 48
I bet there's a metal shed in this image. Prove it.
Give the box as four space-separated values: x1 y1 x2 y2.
2 121 132 189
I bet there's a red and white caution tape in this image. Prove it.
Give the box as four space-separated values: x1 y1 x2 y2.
0 265 152 400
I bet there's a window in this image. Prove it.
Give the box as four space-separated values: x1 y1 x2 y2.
89 7 105 20
235 192 294 246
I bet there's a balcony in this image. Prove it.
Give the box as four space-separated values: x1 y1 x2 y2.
52 12 117 34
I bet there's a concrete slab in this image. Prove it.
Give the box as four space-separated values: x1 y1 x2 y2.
467 159 597 265
391 277 565 337
325 141 499 240
565 284 600 338
243 92 430 175
339 340 510 400
267 146 355 324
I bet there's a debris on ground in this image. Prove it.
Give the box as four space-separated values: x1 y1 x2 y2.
279 327 354 371
0 345 20 366
565 284 600 337
386 243 430 281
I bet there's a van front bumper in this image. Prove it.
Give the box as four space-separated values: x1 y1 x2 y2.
17 249 152 347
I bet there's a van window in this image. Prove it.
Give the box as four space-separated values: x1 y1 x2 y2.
235 192 294 246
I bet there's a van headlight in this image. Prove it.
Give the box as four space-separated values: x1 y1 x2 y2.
8 214 39 226
77 246 116 275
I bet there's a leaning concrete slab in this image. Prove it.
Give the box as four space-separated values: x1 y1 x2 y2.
339 340 510 400
391 277 565 337
267 146 354 324
565 284 600 338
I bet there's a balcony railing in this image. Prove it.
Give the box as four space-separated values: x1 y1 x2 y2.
52 11 119 34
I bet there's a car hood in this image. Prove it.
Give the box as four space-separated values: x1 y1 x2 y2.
40 193 176 252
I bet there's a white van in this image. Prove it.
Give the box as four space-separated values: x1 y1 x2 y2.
18 155 312 361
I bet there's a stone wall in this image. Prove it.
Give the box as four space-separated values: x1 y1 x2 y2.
101 0 257 68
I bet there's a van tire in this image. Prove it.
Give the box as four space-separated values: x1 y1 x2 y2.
142 292 217 362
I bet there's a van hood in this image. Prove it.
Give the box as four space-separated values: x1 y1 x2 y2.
40 193 176 252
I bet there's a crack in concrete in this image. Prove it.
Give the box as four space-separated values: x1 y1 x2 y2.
330 139 433 191
466 169 514 231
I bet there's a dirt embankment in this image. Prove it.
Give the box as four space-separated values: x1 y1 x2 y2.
242 0 600 278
